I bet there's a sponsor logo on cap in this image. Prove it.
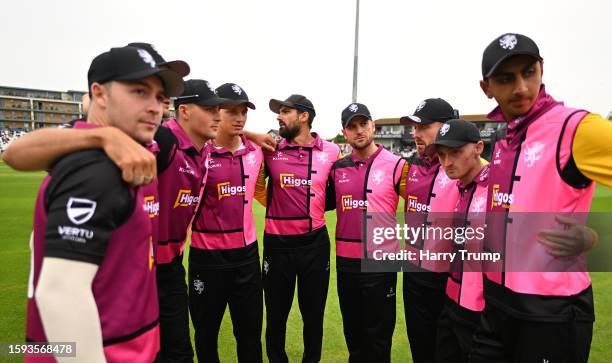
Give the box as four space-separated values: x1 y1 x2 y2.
439 123 450 136
499 34 518 50
348 104 359 112
232 85 242 95
137 49 156 68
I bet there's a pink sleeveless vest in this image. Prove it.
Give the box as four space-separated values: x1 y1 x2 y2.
333 147 405 269
485 105 594 297
404 158 460 272
446 166 489 312
264 134 339 235
191 137 263 250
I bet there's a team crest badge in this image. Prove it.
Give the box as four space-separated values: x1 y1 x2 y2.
499 34 518 50
137 49 156 68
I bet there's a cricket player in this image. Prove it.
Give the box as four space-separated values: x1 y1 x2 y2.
262 94 340 363
400 98 461 363
154 78 230 363
327 103 407 362
430 119 488 363
188 82 266 363
24 45 184 362
470 33 612 362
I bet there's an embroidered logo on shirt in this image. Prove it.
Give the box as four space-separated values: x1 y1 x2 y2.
338 171 350 184
438 172 451 189
493 148 502 165
523 142 545 168
179 160 196 175
472 196 486 213
272 151 289 161
246 152 257 166
372 169 384 185
317 152 329 164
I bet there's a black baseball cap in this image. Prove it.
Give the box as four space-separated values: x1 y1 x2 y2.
482 33 542 78
216 83 256 110
341 102 372 128
173 79 232 108
400 98 457 125
269 94 316 116
88 46 185 97
127 42 190 77
433 119 481 149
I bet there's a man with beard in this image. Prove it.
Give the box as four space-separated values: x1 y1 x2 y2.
262 94 340 363
188 82 266 363
327 103 406 362
400 98 461 363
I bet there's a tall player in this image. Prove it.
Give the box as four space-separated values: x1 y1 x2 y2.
470 33 611 362
262 94 340 363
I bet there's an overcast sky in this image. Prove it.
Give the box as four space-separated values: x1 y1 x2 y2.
2 0 610 138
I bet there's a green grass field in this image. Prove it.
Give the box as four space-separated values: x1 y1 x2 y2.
0 162 611 362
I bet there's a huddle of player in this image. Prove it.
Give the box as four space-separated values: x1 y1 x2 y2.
4 32 612 363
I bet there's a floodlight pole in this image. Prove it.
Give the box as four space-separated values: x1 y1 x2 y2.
352 0 360 103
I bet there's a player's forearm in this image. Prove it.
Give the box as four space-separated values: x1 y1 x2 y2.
36 258 106 363
2 128 106 171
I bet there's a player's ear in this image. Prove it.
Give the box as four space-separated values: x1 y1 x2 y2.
475 141 484 156
480 79 493 99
